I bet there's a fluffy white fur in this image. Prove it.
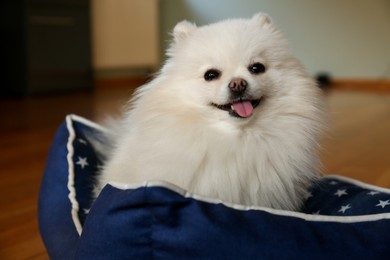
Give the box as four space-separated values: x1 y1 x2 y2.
97 13 326 210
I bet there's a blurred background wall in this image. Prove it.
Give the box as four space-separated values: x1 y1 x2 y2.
158 0 390 80
1 0 389 96
92 0 159 76
90 0 390 80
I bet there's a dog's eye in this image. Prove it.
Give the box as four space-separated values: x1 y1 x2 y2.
248 63 266 74
204 69 221 81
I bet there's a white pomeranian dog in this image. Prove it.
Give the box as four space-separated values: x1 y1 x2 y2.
96 13 326 210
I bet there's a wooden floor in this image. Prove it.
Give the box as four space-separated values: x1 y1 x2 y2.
0 83 389 259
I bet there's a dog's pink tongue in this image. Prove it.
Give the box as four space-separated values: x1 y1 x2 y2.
232 101 253 118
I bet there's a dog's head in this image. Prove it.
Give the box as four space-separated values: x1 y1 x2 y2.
154 13 318 128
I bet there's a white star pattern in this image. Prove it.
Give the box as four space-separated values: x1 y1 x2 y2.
78 138 88 145
76 156 89 169
338 204 351 213
334 189 348 197
367 191 380 196
300 179 390 215
376 200 390 209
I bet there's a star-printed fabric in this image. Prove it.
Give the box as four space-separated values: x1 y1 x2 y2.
39 115 390 259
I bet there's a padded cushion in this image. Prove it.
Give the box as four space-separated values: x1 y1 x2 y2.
39 114 390 259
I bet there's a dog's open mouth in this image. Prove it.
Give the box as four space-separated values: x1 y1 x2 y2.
211 98 262 118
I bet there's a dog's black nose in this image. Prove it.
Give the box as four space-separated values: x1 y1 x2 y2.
229 78 247 93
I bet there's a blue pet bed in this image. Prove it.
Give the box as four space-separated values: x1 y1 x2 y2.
39 114 390 259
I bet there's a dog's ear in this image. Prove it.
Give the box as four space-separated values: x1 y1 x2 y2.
251 12 272 28
173 20 197 42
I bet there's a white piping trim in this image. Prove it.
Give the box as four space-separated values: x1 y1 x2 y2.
66 115 83 236
65 114 390 227
65 114 112 236
68 114 110 133
109 177 390 224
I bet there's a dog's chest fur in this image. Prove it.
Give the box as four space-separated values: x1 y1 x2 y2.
101 113 315 210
